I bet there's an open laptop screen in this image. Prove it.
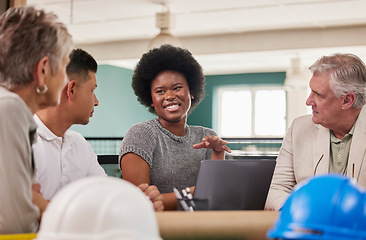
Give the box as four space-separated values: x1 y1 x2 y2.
193 159 276 210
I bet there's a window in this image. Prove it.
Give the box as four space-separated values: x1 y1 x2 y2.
217 86 286 137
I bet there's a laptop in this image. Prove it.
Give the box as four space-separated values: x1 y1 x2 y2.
193 159 276 210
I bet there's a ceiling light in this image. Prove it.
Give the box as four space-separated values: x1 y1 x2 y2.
284 57 308 88
148 10 181 50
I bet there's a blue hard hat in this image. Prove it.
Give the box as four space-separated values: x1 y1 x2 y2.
267 174 366 240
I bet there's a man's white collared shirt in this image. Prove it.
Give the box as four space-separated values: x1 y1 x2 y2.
32 115 106 200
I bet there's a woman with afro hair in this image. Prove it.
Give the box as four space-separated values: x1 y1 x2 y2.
119 45 231 210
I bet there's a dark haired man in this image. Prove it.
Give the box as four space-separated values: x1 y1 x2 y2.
32 49 164 214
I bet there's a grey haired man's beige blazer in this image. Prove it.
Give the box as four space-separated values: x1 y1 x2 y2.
265 106 366 210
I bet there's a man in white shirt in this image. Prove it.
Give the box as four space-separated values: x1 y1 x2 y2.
32 49 163 213
33 114 106 200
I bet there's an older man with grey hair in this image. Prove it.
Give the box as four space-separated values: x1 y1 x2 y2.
266 53 366 210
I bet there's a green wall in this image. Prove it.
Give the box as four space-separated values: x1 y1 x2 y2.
70 65 154 137
71 65 286 137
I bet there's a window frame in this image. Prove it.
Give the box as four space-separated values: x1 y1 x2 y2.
217 85 287 138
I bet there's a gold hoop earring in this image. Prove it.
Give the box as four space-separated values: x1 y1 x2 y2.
36 85 48 94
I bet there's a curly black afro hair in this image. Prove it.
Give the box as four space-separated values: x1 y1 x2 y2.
132 44 205 114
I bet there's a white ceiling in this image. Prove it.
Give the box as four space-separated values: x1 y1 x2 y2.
26 0 366 75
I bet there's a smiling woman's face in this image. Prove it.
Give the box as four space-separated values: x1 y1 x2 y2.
150 70 192 126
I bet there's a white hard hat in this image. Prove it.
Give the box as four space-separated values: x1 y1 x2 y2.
36 176 162 240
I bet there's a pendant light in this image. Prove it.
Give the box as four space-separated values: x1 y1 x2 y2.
148 9 181 50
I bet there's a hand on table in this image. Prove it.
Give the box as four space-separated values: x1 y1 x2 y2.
32 183 49 218
138 183 164 212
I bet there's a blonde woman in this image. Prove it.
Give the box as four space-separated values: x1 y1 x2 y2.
0 7 73 233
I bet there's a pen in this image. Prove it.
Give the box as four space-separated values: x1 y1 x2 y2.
185 187 196 208
173 187 191 212
182 189 194 211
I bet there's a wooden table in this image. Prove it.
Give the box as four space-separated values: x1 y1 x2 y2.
156 210 278 240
